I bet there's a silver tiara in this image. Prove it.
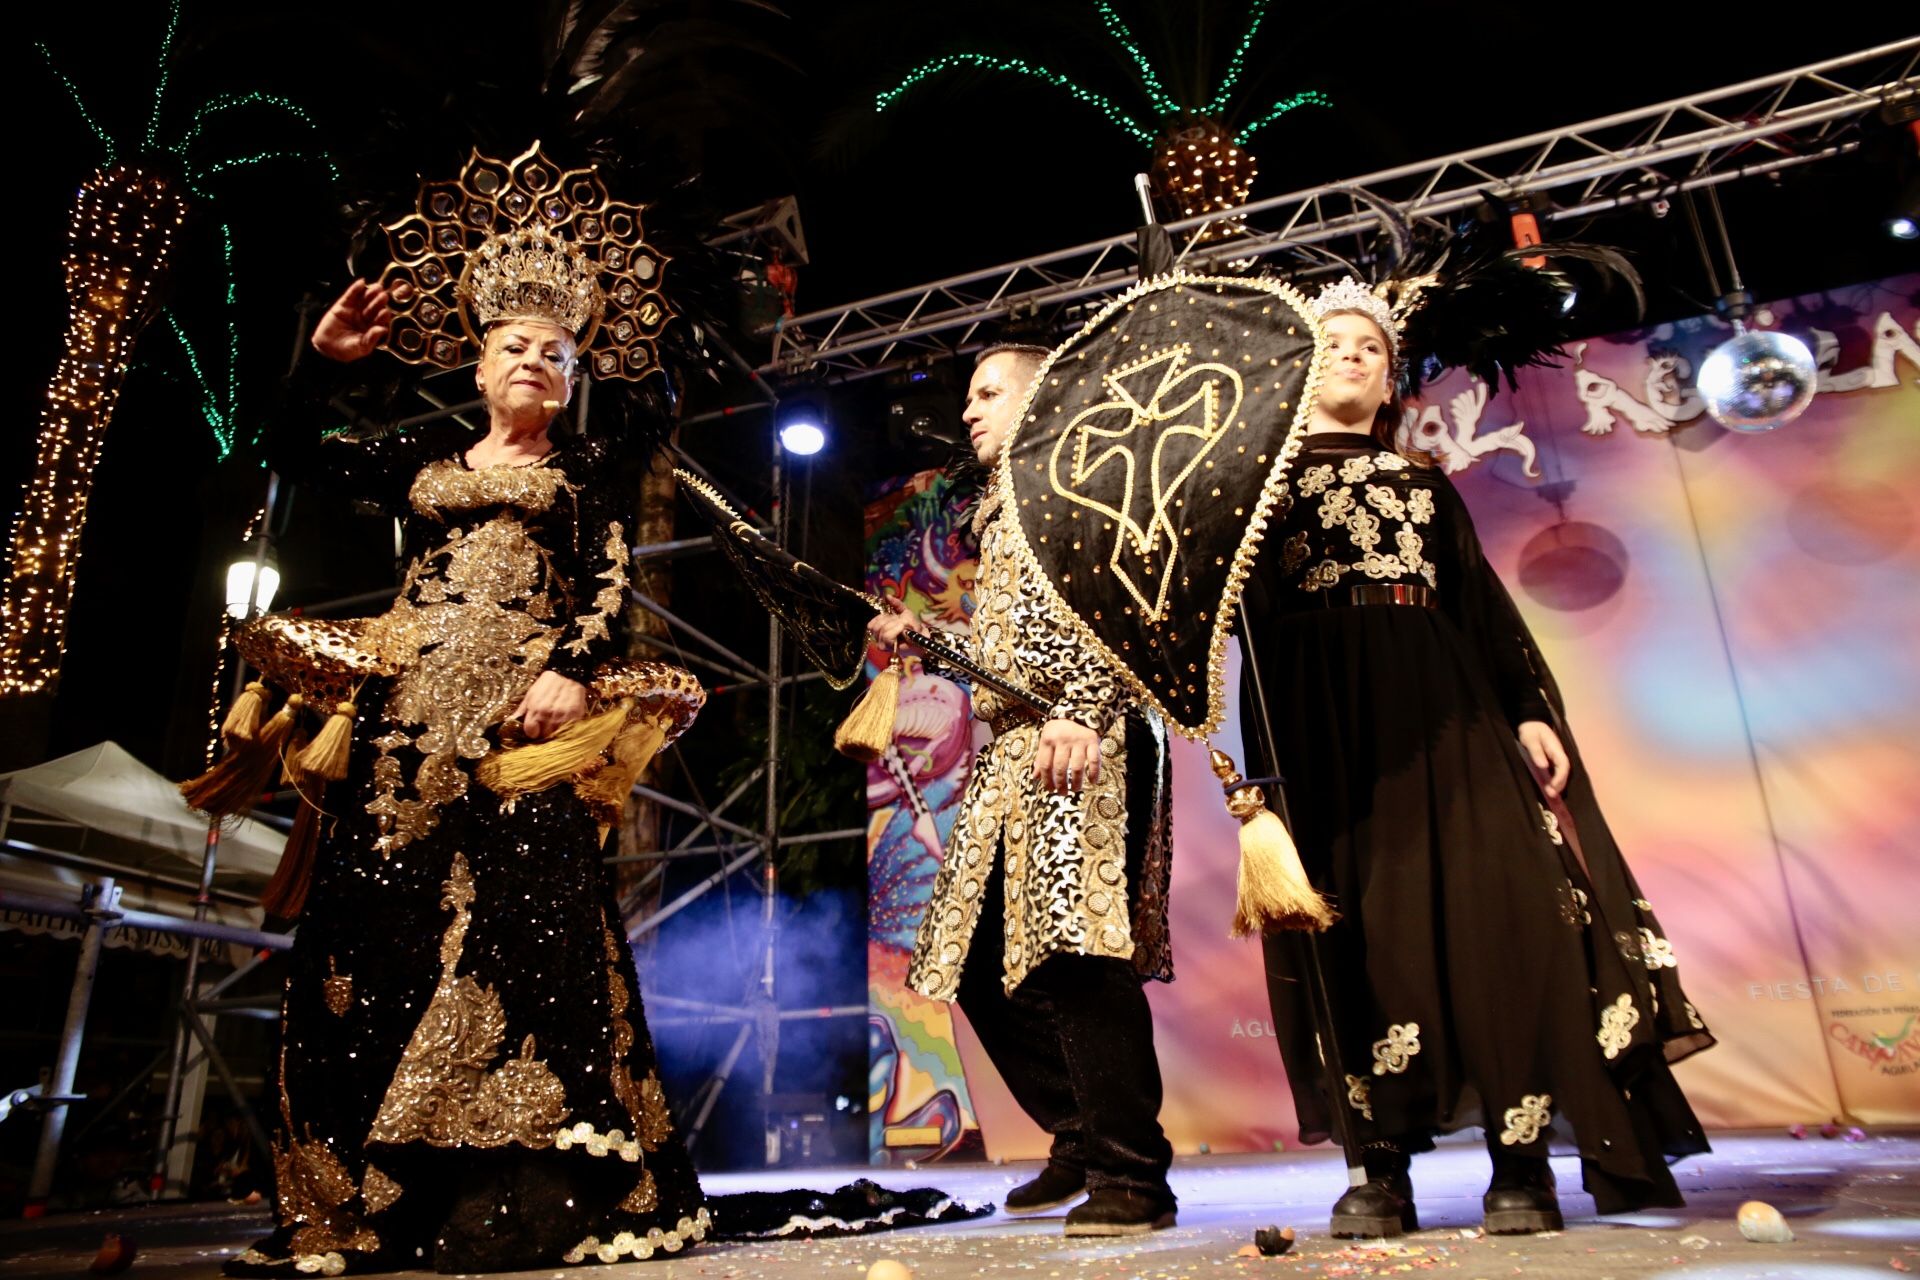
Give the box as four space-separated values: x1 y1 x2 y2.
1308 276 1401 355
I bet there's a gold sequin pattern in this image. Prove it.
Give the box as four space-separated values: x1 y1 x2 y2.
561 521 630 658
361 1166 402 1215
618 1170 660 1215
369 854 572 1147
274 1135 379 1258
408 457 568 520
321 958 352 1017
907 509 1150 1001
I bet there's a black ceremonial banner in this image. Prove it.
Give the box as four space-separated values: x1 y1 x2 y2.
997 274 1326 736
673 469 875 690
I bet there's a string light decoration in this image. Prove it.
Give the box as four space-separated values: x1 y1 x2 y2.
876 0 1329 230
0 167 189 693
5 8 338 695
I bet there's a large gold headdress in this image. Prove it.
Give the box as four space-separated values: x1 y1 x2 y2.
377 142 673 382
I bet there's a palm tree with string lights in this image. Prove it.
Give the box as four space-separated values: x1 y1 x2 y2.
2 0 336 697
874 0 1329 234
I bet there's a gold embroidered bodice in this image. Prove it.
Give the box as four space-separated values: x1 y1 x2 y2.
1272 436 1440 599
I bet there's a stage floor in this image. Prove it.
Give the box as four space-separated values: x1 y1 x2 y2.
2 1132 1914 1279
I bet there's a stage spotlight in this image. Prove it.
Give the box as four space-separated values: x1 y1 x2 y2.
225 555 280 619
1889 216 1919 241
777 401 827 456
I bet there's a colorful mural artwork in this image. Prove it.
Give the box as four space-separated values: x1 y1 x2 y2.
867 276 1920 1160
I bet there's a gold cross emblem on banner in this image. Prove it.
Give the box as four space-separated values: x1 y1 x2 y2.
1047 344 1245 620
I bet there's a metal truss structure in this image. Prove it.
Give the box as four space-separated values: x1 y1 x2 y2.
766 38 1919 383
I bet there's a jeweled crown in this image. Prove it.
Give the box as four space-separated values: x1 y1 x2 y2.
1309 276 1401 354
377 142 673 383
464 223 603 336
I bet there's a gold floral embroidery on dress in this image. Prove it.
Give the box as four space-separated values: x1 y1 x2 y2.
1373 452 1409 471
638 1073 674 1150
275 1134 379 1258
1395 526 1424 568
1347 505 1382 554
361 1165 402 1215
369 854 571 1147
1280 530 1312 574
1371 1022 1422 1075
1685 1000 1706 1030
1296 464 1335 496
409 458 570 521
1357 551 1410 580
618 1169 660 1214
1638 927 1677 969
561 521 629 658
601 926 643 1124
1344 1074 1374 1120
1597 992 1640 1060
361 514 561 855
322 958 353 1017
564 1210 712 1265
1540 805 1564 846
1318 487 1357 529
1499 1094 1552 1146
1559 882 1591 927
1406 488 1435 524
1339 455 1377 484
553 1119 641 1161
1364 483 1407 521
1303 560 1343 592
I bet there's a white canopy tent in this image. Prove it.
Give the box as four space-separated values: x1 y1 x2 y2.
1 740 282 956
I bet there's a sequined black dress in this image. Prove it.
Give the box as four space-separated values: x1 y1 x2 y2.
229 366 709 1275
1240 433 1715 1214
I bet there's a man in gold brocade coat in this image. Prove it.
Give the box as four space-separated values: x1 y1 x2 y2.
869 345 1176 1237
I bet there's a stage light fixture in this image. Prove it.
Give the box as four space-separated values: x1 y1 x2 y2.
1890 216 1919 240
777 400 827 456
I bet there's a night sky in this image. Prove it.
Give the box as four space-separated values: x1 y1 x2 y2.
6 2 1916 770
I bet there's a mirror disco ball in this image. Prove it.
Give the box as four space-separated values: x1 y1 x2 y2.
1697 327 1817 432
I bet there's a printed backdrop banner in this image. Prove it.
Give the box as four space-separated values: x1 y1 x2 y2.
865 275 1920 1161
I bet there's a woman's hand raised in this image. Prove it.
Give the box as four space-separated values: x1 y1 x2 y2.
311 280 395 364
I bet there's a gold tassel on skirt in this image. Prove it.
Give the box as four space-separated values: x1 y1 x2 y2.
180 694 304 818
260 797 323 920
475 701 631 800
295 700 358 783
833 658 902 763
1209 748 1335 936
221 681 269 743
571 712 672 846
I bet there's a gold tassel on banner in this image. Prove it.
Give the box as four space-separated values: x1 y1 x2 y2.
296 699 357 783
180 694 304 818
476 701 631 800
221 681 269 743
834 658 902 763
1209 749 1335 936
